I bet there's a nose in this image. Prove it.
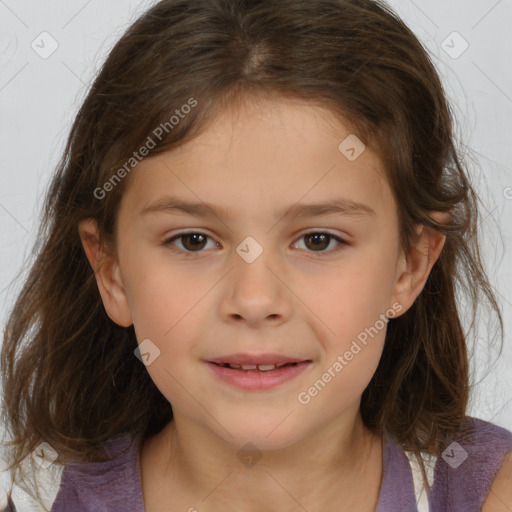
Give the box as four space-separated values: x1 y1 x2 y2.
218 248 293 328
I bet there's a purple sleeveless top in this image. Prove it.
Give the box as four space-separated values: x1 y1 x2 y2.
3 416 512 511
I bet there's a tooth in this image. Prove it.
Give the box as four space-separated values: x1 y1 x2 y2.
228 363 241 369
257 364 276 371
241 364 257 370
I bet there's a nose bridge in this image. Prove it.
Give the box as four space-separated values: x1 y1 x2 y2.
220 234 291 325
233 234 278 299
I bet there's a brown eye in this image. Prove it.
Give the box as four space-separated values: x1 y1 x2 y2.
163 231 347 256
180 233 208 251
164 232 217 253
294 232 348 254
304 233 330 251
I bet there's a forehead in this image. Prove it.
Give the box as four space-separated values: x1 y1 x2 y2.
120 96 396 223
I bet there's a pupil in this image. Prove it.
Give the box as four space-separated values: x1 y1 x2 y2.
306 233 329 251
184 234 206 251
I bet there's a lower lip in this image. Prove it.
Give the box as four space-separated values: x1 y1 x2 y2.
205 361 312 391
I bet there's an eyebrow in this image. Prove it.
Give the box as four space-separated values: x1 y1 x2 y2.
140 196 376 220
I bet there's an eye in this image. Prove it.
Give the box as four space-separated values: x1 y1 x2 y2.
163 231 348 255
163 232 219 253
293 231 348 254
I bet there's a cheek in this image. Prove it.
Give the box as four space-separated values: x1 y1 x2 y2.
317 251 399 333
125 262 204 409
305 247 398 387
122 246 200 334
298 267 391 417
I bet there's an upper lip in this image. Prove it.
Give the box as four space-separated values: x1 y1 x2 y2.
206 353 311 365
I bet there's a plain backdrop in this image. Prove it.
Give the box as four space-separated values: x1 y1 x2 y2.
0 0 511 441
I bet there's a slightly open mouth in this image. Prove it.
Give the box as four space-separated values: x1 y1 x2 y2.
210 361 302 372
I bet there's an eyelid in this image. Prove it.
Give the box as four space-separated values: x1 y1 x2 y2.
295 227 351 240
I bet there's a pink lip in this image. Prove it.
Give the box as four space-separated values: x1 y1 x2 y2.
205 360 312 391
206 353 310 366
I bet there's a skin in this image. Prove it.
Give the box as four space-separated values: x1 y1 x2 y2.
79 95 447 512
482 452 512 511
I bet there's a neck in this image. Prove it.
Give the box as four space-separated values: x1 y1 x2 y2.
140 405 383 512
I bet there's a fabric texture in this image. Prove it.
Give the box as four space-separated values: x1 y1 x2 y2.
1 416 511 511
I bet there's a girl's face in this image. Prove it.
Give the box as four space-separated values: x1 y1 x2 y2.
87 96 439 450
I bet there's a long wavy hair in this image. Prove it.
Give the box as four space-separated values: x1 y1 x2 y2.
1 0 503 506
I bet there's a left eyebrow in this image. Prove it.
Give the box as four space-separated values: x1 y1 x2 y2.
140 195 376 220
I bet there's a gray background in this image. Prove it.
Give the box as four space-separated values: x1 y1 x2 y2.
1 0 511 437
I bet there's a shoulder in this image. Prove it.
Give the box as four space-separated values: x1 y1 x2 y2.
1 432 144 512
52 432 144 511
482 450 512 511
429 416 512 510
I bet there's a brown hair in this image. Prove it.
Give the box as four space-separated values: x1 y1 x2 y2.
1 0 503 505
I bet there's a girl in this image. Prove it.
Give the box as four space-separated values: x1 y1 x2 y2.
1 0 511 510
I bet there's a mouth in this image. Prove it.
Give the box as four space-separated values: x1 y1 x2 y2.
209 361 302 372
204 357 313 391
206 352 311 367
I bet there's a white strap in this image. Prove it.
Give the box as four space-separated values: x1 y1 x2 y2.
405 450 437 512
1 444 63 512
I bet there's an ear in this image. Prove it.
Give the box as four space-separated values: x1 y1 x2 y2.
390 212 448 317
78 218 133 327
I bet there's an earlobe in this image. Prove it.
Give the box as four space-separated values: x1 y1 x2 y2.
78 218 133 327
391 220 447 316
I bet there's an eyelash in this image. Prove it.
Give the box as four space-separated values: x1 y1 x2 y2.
162 231 349 257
